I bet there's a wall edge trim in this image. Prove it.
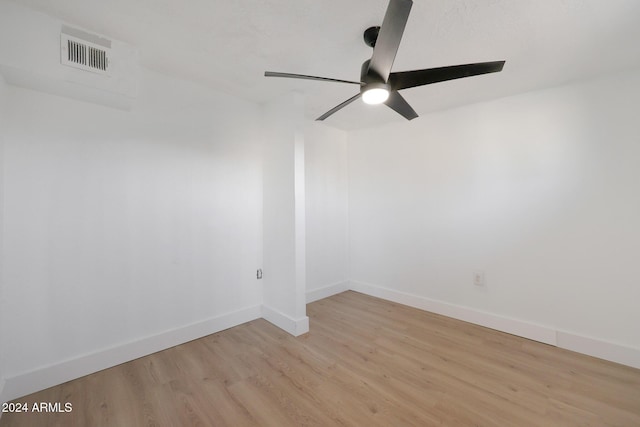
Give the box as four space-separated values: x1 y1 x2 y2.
349 280 557 345
1 305 262 402
261 304 309 336
556 330 640 369
349 280 640 369
306 281 350 303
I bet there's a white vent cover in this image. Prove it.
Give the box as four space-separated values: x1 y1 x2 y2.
61 32 110 75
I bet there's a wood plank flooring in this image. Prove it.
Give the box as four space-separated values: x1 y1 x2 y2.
2 291 639 426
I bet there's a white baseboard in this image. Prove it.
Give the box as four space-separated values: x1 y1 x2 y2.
261 305 309 336
306 281 349 303
557 331 640 370
5 283 637 403
1 305 262 402
349 280 640 369
349 280 556 345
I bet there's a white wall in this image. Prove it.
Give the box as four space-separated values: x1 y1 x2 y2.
304 122 349 301
0 68 264 399
348 69 640 366
262 93 309 335
1 2 636 404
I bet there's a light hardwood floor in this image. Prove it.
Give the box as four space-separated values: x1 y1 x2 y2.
2 291 639 426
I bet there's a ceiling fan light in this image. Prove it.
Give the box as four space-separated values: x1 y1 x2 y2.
362 87 390 105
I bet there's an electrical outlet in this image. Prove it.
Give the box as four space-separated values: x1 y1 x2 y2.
256 269 263 280
473 270 485 286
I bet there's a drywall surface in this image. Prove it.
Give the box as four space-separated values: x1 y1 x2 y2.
348 69 640 352
0 74 6 404
304 122 349 295
1 68 263 386
262 93 308 335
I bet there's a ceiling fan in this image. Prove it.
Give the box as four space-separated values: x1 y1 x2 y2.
265 0 505 121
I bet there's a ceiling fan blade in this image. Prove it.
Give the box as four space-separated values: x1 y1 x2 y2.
316 93 361 121
389 61 505 90
385 91 418 120
265 71 362 85
368 0 413 82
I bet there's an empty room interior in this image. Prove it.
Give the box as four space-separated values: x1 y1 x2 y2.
1 0 639 425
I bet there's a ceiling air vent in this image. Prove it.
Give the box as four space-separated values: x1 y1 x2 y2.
61 31 111 75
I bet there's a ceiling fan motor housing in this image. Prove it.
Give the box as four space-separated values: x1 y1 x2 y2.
361 59 384 84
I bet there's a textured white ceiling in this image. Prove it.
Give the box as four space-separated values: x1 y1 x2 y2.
8 0 640 130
